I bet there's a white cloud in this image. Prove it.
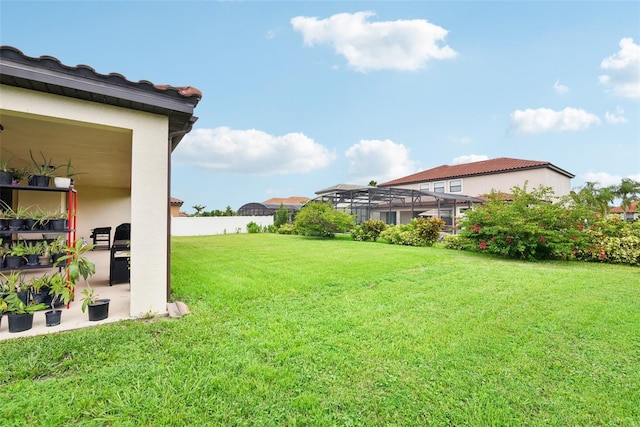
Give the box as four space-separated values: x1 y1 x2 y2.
290 11 457 72
598 38 640 98
510 107 601 133
554 79 569 94
452 154 489 165
581 171 622 187
605 107 628 124
174 127 336 175
345 139 420 183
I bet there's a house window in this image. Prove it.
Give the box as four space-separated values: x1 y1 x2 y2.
434 181 445 193
384 212 397 224
449 179 462 192
419 183 430 191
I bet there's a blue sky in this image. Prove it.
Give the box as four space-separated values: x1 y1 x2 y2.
1 1 639 213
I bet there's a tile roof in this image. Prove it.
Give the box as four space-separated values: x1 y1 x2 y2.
170 197 184 206
263 196 310 205
0 45 201 148
379 157 574 187
610 200 638 213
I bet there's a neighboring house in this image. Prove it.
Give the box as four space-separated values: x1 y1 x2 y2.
610 200 639 221
237 196 309 217
375 157 574 225
170 197 185 217
0 46 201 317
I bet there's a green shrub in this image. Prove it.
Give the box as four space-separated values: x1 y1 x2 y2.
351 219 388 242
379 217 445 247
277 223 297 235
459 185 596 261
442 234 469 250
246 222 261 233
294 202 355 238
576 219 640 265
274 204 290 228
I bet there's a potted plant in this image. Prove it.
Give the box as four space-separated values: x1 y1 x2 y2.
0 158 13 185
29 273 51 305
54 159 85 189
38 240 51 266
5 243 26 269
0 201 33 232
28 150 58 187
23 240 41 266
56 240 108 321
45 272 68 326
49 235 67 265
10 167 29 185
48 210 68 231
4 292 46 332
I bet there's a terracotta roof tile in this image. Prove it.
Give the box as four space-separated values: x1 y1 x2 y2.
610 200 638 213
379 157 574 186
170 197 184 205
263 196 310 205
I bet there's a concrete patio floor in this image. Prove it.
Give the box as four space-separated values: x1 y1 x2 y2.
0 249 132 341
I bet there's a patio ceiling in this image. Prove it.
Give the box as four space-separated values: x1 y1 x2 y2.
0 109 132 189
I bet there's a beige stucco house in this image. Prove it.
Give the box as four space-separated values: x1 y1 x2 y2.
324 157 574 226
0 46 201 317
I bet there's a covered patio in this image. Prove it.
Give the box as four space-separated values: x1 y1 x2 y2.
314 184 483 228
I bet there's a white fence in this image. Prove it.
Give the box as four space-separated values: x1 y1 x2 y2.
171 216 274 236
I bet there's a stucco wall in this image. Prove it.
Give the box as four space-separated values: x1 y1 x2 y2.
172 216 274 236
1 85 169 317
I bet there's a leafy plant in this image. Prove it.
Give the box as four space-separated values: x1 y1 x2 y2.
246 221 261 233
10 166 29 183
293 202 354 238
55 239 96 311
48 272 72 309
3 292 46 314
0 270 24 293
274 204 290 228
351 219 388 242
29 150 58 177
60 158 86 179
0 158 11 172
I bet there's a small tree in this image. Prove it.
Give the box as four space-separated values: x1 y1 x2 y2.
274 203 290 228
192 205 206 216
294 202 354 238
610 178 640 219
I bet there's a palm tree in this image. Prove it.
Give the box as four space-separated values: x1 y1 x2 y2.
191 204 206 216
571 182 613 218
610 178 640 220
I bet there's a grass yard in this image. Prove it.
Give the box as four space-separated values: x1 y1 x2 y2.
1 233 639 426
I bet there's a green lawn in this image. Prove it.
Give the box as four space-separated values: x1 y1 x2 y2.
1 234 639 426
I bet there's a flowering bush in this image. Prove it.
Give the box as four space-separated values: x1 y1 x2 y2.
575 219 640 265
459 185 596 261
351 219 388 242
379 217 444 247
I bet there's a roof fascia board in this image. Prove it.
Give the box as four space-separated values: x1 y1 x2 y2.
1 60 196 115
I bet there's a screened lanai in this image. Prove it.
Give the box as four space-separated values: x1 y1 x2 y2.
313 184 484 229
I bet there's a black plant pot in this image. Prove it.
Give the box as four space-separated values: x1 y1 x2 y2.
26 254 39 266
8 218 24 231
45 310 62 327
8 312 34 333
17 290 29 306
24 218 39 230
32 290 51 305
49 219 68 231
0 170 13 185
88 299 110 321
5 255 24 269
28 175 50 187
